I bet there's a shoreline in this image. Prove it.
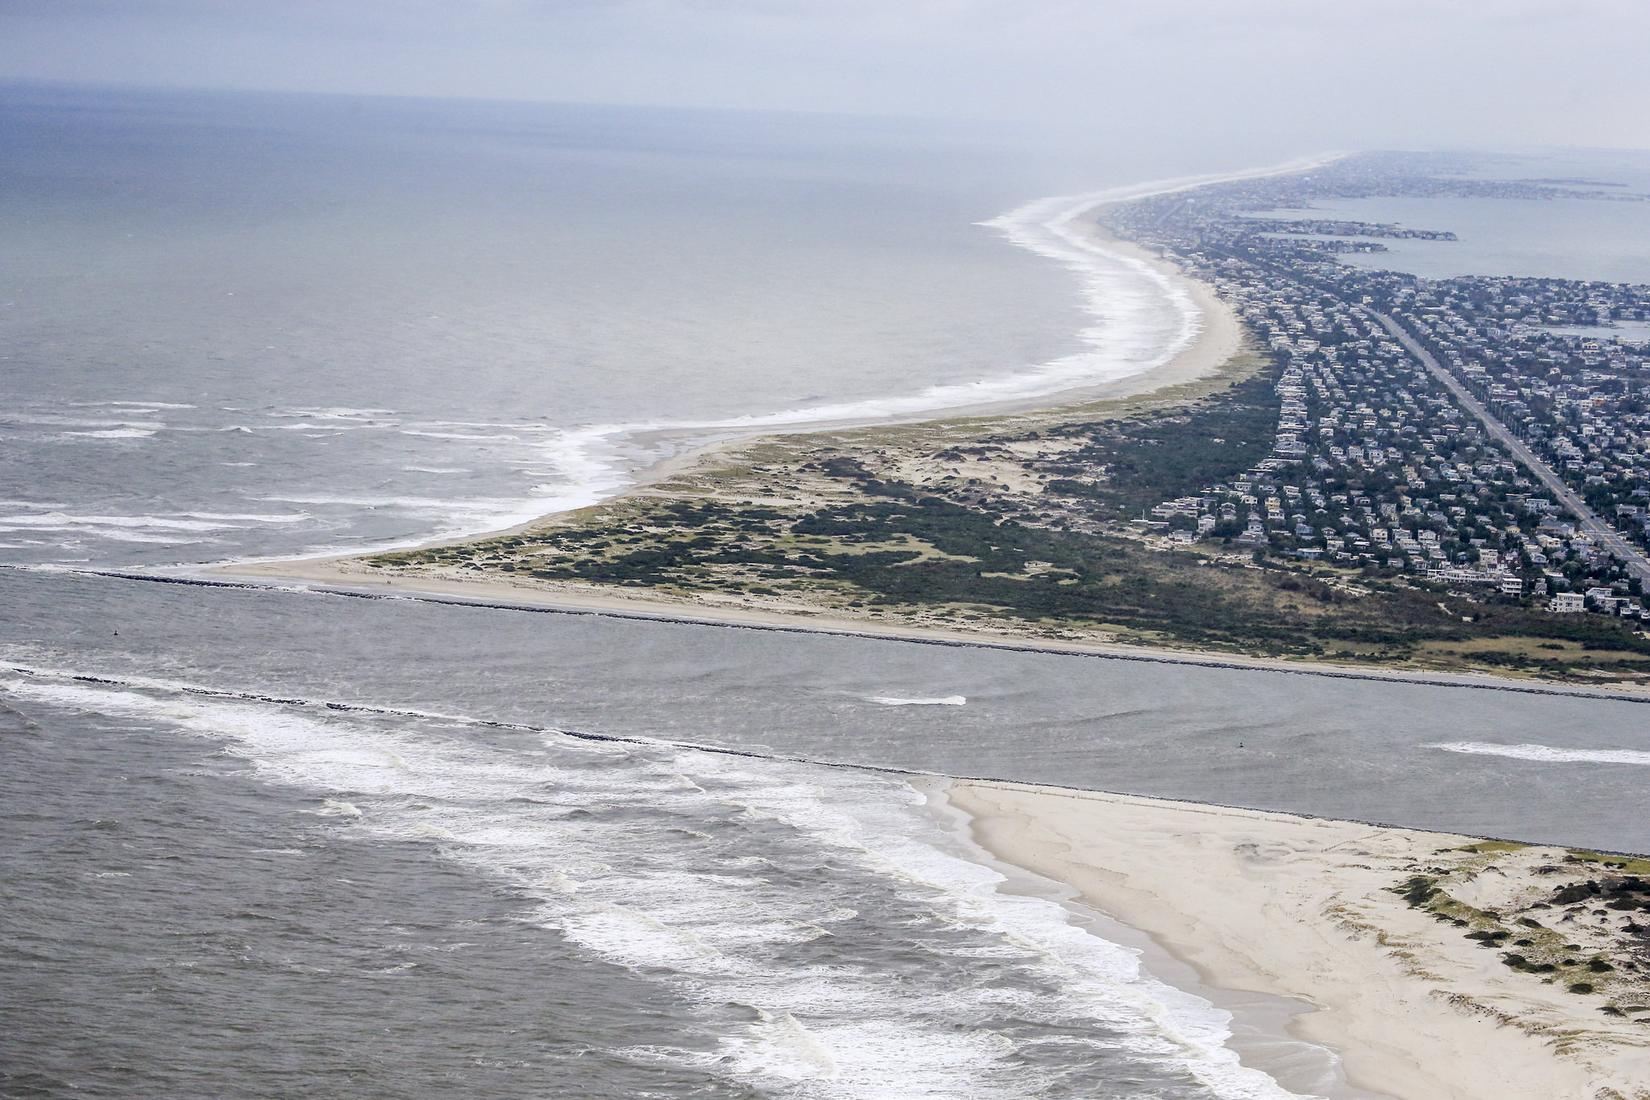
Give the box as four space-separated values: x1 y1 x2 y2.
920 779 1375 1100
184 564 1650 704
202 156 1328 572
944 778 1650 1100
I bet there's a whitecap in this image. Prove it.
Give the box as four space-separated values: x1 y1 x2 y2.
1426 741 1650 766
62 427 158 440
180 512 310 524
399 429 524 442
867 695 967 707
268 407 395 421
73 400 197 410
0 512 236 531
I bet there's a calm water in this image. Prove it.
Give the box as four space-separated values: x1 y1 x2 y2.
1298 149 1650 282
4 90 1649 1098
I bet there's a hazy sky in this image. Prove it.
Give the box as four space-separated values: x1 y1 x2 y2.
3 0 1647 151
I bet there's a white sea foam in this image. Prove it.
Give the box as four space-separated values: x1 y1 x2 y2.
180 512 310 524
62 427 158 440
689 755 1313 1100
405 419 555 431
0 669 1315 1099
6 413 165 430
268 407 395 421
48 530 215 545
0 512 239 532
1427 741 1650 766
399 429 525 442
256 493 532 515
72 400 198 410
867 695 967 707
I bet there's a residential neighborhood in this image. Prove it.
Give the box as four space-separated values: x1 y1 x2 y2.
1105 154 1650 621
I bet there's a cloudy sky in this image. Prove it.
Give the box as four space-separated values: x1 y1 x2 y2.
3 0 1646 151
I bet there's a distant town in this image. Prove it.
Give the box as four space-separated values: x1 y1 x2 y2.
1105 153 1650 621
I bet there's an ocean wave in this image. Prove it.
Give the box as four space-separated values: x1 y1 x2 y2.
267 407 396 421
0 512 239 531
405 419 555 431
70 400 198 410
692 754 1310 1100
867 695 967 707
61 427 159 440
0 667 1314 1099
1426 741 1650 766
179 512 311 524
399 429 525 442
5 413 166 430
35 530 217 546
255 493 531 514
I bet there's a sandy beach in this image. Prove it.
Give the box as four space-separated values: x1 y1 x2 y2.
947 779 1650 1100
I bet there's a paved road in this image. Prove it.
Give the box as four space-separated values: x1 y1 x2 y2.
1373 311 1650 587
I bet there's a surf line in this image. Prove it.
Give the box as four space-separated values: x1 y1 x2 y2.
19 564 1650 707
3 661 1644 859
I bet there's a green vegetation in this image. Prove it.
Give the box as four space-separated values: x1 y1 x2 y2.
1390 847 1648 1010
365 347 1650 682
1031 368 1283 518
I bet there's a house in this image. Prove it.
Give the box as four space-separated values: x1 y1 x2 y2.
1586 587 1623 612
1548 592 1586 614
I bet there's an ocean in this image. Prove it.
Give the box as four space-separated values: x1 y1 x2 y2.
4 87 1649 1098
0 83 1216 569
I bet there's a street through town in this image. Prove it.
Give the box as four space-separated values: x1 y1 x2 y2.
1374 311 1650 587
